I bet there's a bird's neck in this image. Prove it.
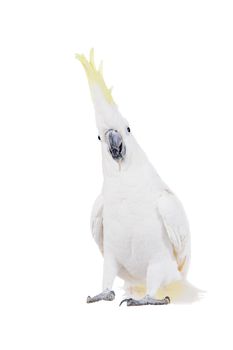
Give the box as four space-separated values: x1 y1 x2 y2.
102 141 151 179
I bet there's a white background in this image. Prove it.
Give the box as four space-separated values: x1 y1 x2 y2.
0 0 233 349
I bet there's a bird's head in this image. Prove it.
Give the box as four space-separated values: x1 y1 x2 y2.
76 49 140 172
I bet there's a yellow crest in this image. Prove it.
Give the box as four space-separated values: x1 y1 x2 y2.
76 48 114 104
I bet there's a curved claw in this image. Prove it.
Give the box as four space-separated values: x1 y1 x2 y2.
87 296 92 303
119 298 133 306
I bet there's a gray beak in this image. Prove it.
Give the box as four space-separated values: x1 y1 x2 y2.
106 129 126 161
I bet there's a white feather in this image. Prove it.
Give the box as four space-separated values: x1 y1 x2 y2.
90 194 104 254
78 50 200 302
157 189 191 276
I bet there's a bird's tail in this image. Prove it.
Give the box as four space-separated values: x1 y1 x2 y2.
126 280 204 304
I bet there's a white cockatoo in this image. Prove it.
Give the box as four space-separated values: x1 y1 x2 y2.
76 49 200 306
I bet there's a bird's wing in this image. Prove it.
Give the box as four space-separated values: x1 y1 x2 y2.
157 190 191 275
90 194 104 254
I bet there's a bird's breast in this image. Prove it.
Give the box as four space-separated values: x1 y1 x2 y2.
102 178 170 279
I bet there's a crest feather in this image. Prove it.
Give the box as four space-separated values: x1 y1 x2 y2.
76 49 114 104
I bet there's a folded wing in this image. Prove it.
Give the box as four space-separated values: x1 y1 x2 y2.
90 194 104 254
157 190 191 275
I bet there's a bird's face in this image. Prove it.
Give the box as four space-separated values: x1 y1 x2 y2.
97 125 131 165
105 129 126 161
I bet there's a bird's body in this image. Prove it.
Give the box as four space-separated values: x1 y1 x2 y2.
76 49 198 305
103 160 176 282
95 143 186 297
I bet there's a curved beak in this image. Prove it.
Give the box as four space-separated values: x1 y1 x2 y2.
105 129 126 161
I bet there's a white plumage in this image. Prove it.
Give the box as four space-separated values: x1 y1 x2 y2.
77 49 200 305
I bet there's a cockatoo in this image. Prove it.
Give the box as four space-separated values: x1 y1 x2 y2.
76 49 199 306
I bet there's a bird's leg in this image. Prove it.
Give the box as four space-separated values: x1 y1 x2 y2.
119 295 170 306
86 254 117 304
87 289 115 303
120 261 171 306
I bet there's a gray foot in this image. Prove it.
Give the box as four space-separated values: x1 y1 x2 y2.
86 289 115 304
119 295 170 306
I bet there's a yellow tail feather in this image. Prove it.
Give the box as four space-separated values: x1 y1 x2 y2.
129 280 204 304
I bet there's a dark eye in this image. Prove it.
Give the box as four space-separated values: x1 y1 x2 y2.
127 127 131 133
98 135 101 141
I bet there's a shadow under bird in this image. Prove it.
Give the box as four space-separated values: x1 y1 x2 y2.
76 49 201 306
